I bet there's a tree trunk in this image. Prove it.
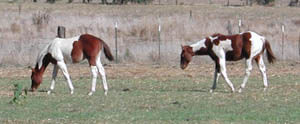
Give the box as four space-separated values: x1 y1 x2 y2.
289 0 299 6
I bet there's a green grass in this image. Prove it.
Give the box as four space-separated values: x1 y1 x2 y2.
1 74 300 124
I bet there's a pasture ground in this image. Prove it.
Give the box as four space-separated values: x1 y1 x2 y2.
0 61 300 123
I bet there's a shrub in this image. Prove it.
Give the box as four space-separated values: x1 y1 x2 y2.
256 0 275 5
32 11 51 31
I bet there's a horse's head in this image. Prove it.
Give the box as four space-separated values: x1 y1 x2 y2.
30 67 42 91
180 45 194 70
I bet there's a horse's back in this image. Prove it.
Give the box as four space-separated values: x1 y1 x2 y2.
47 36 80 62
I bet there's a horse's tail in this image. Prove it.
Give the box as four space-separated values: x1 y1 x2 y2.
102 41 114 61
264 40 276 63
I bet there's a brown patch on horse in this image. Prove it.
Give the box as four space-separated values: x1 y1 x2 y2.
224 34 244 61
77 34 102 66
31 53 57 91
71 41 84 63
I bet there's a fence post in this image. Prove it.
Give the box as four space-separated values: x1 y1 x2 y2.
57 26 66 38
298 33 300 58
115 22 118 64
18 4 21 15
238 19 242 33
281 25 285 60
158 24 161 61
226 20 232 35
189 10 192 19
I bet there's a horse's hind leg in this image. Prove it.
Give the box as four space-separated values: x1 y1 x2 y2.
47 64 59 94
238 58 253 93
96 58 108 96
57 61 74 94
88 66 98 96
255 55 268 91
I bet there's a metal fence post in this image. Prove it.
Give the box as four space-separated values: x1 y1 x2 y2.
282 25 285 60
115 22 118 64
57 26 66 38
298 33 300 58
158 24 161 61
238 19 241 33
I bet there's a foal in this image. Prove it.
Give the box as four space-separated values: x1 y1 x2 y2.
180 31 276 92
31 34 114 95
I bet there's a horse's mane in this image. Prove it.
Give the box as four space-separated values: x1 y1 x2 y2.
36 43 50 69
211 33 224 37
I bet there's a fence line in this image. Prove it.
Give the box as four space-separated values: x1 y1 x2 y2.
0 18 299 65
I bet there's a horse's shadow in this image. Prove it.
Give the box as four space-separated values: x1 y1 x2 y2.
120 88 232 94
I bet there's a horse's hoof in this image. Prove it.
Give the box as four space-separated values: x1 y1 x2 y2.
88 92 94 96
263 87 267 92
209 89 214 93
238 88 242 93
47 90 51 95
70 90 74 95
231 89 235 93
104 91 108 96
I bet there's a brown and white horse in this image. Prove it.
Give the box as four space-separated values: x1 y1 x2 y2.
180 31 276 93
31 34 114 95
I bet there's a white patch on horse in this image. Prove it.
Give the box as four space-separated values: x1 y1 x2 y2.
190 39 206 53
209 36 218 42
248 31 264 58
37 36 80 69
219 39 233 52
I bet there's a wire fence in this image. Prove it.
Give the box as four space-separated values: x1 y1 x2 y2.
0 17 300 66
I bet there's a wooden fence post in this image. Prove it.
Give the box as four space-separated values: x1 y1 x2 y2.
226 20 232 35
57 26 66 38
115 22 118 64
190 10 192 19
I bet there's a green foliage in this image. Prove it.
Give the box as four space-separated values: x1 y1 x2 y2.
256 0 275 5
10 84 27 104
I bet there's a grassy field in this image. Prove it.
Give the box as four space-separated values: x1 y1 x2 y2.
0 62 300 123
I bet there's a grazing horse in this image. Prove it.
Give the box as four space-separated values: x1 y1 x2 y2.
31 34 114 95
180 31 276 93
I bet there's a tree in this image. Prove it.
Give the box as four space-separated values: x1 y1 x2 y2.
289 0 299 6
256 0 274 5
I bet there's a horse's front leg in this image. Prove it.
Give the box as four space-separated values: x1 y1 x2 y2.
47 64 59 95
57 61 74 94
219 58 235 92
210 62 221 93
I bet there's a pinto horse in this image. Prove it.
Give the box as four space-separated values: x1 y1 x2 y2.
31 34 114 95
180 31 276 93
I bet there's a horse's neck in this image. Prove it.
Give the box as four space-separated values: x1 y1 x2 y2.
34 54 52 75
190 39 208 55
